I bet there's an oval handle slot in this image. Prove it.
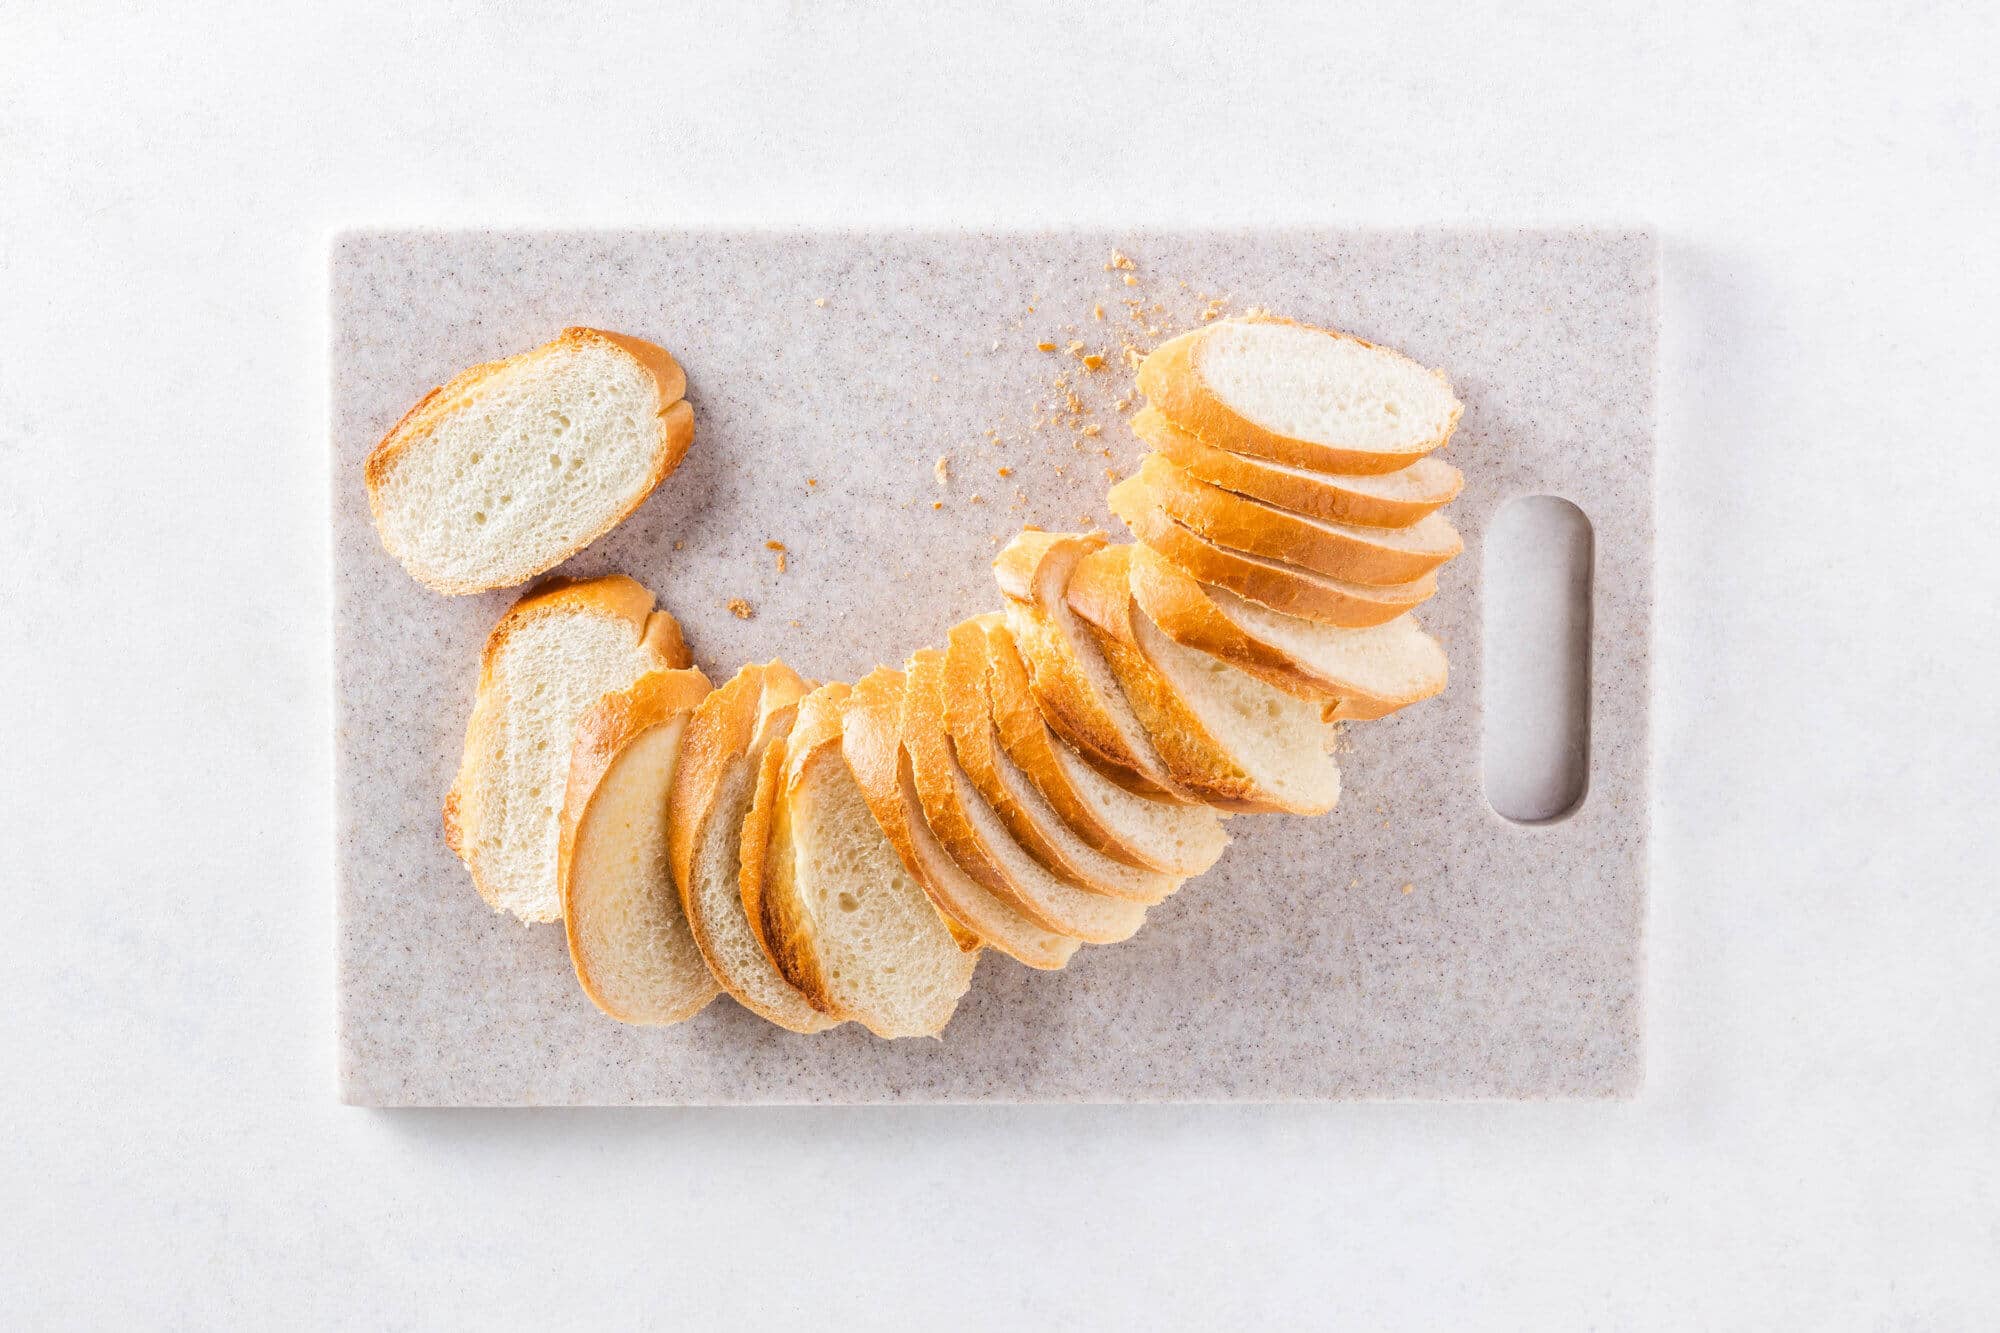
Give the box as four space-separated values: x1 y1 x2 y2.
1482 495 1594 823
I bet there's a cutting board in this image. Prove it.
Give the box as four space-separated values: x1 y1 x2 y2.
333 228 1654 1105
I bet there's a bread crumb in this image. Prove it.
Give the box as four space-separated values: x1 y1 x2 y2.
934 455 951 486
766 540 787 552
1036 341 1057 352
1113 396 1131 411
932 500 944 510
788 619 803 628
997 466 1012 477
1123 274 1138 286
969 492 984 504
1400 882 1415 895
1081 423 1102 437
807 478 818 487
776 552 788 573
1349 878 1360 889
1067 339 1085 355
1093 305 1104 320
727 599 754 619
813 297 827 307
1107 250 1135 271
931 373 941 383
673 540 686 551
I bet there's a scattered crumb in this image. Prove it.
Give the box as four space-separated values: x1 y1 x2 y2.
807 478 818 487
1081 423 1102 437
813 297 827 307
968 492 984 504
1036 341 1057 352
727 599 754 619
931 373 941 383
997 466 1013 478
1400 882 1415 895
1113 395 1131 411
1107 250 1135 271
673 540 685 551
788 619 803 628
1123 274 1138 286
934 455 951 486
1081 353 1105 371
1067 339 1085 355
1349 878 1361 889
776 552 788 572
1093 305 1104 320
932 500 944 510
766 540 787 552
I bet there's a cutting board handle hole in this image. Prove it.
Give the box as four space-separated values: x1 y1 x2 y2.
1482 495 1594 823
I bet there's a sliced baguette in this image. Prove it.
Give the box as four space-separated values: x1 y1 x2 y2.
903 648 1148 945
444 575 693 924
741 682 978 1038
666 660 839 1034
1128 543 1447 721
982 617 1228 878
1110 478 1436 626
556 668 719 1024
1131 405 1462 527
841 668 1081 971
1138 318 1460 475
1122 454 1461 586
1066 546 1341 815
943 616 1180 904
992 529 1191 800
366 327 696 595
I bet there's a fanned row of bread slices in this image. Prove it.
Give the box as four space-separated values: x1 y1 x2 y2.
437 316 1464 1037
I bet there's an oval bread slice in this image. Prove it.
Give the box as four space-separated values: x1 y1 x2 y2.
1121 455 1462 587
365 327 696 595
841 668 1081 971
741 682 978 1039
1067 546 1341 815
443 575 693 924
1128 544 1447 721
1110 480 1436 626
943 616 1180 904
982 618 1228 877
903 648 1148 945
666 660 839 1034
1138 318 1461 475
557 668 720 1025
1130 405 1462 528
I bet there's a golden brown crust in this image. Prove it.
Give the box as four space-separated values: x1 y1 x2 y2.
442 574 691 918
1109 479 1435 626
751 684 853 1015
841 669 1077 970
1131 405 1462 527
364 327 697 596
1121 455 1461 586
556 667 715 1023
736 708 795 970
1066 546 1297 815
1137 321 1460 476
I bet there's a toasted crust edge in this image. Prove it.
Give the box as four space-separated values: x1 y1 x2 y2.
364 327 697 596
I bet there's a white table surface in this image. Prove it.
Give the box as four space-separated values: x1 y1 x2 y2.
3 2 1994 1327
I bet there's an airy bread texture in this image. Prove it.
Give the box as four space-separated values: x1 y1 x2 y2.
1130 405 1462 528
366 328 696 595
944 616 1180 904
1138 318 1460 474
993 529 1190 800
841 668 1081 971
1110 479 1436 625
903 648 1147 944
1068 546 1341 815
557 668 719 1024
666 660 838 1034
444 576 692 924
1128 544 1446 720
742 682 978 1038
981 618 1228 878
1121 455 1462 587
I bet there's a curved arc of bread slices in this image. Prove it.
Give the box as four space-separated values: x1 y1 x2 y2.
366 327 697 595
840 668 1080 971
665 660 839 1034
555 665 720 1025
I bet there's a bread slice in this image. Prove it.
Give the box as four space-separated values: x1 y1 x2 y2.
1110 478 1436 626
739 681 978 1038
666 660 840 1033
1066 546 1341 815
903 648 1148 944
992 529 1191 800
444 575 693 923
1130 405 1462 527
1138 318 1461 475
1120 455 1461 586
841 668 1082 971
555 668 719 1024
1128 543 1447 721
365 327 696 595
982 618 1228 877
943 616 1180 904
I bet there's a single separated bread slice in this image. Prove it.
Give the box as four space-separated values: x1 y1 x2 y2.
1138 317 1461 475
740 682 978 1038
993 529 1191 800
557 668 719 1024
666 660 839 1034
1130 405 1462 528
1110 478 1436 626
1128 543 1447 721
904 648 1148 944
982 618 1228 877
365 327 696 595
943 616 1179 904
444 575 692 924
841 668 1081 971
1120 455 1462 587
1067 546 1341 815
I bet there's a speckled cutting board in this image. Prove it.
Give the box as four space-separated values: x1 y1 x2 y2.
333 228 1654 1105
